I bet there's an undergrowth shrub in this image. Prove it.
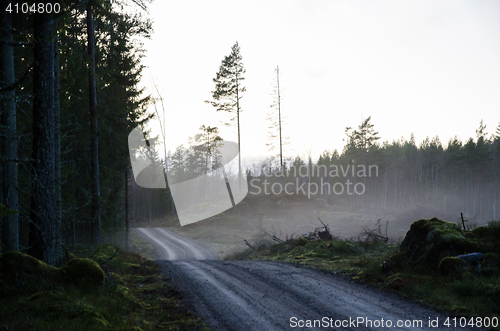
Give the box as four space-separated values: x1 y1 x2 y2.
328 240 364 256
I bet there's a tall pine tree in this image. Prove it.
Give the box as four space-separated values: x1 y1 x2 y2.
205 42 246 180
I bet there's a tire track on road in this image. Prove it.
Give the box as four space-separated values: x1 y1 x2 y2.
132 227 217 260
136 228 482 331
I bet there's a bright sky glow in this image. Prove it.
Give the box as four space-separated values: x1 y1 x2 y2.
140 0 500 163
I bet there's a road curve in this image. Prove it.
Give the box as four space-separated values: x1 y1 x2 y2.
132 227 218 260
136 228 479 331
159 260 478 331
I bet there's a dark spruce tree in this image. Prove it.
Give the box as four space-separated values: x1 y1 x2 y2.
97 4 154 235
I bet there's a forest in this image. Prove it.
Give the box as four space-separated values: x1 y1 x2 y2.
0 0 154 266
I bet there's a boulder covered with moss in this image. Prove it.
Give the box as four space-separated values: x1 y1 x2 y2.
60 258 105 291
0 252 106 296
438 257 469 277
0 251 60 297
399 217 480 268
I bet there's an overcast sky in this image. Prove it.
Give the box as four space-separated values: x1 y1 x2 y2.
140 0 500 163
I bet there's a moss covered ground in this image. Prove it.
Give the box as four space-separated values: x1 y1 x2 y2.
229 219 500 322
0 246 209 331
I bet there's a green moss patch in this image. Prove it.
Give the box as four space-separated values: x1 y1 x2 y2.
0 246 208 331
438 257 469 277
482 252 500 275
0 251 60 297
61 258 105 291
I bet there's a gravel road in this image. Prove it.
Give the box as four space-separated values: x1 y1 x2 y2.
135 227 481 331
132 227 218 260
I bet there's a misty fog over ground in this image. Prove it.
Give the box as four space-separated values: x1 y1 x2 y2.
133 191 489 259
131 117 499 258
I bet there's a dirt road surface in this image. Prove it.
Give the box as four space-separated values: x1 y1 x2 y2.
132 227 218 260
135 227 480 331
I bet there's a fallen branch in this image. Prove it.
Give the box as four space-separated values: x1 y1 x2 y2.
244 239 255 250
358 219 389 243
272 235 283 243
99 248 119 266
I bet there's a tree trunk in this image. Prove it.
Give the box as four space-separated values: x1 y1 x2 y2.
493 186 497 221
53 25 62 266
236 72 242 190
382 163 388 208
493 161 497 220
29 12 55 264
1 3 19 252
87 3 101 245
125 169 129 251
276 66 283 171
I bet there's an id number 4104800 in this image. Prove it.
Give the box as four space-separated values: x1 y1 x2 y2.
444 316 498 328
5 2 61 14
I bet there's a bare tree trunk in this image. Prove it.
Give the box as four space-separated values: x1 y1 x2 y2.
125 169 129 251
73 214 76 246
276 66 283 171
0 2 19 252
494 187 497 220
493 160 497 220
29 12 55 264
393 172 397 208
87 3 101 245
152 83 175 214
236 72 242 190
133 183 136 220
149 190 153 222
382 165 388 208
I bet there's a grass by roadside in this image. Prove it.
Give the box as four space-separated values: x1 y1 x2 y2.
228 221 500 324
0 245 209 331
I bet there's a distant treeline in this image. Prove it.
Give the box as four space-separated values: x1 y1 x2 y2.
248 118 500 222
134 117 500 223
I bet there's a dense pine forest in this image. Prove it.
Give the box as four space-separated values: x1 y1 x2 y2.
0 0 156 265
